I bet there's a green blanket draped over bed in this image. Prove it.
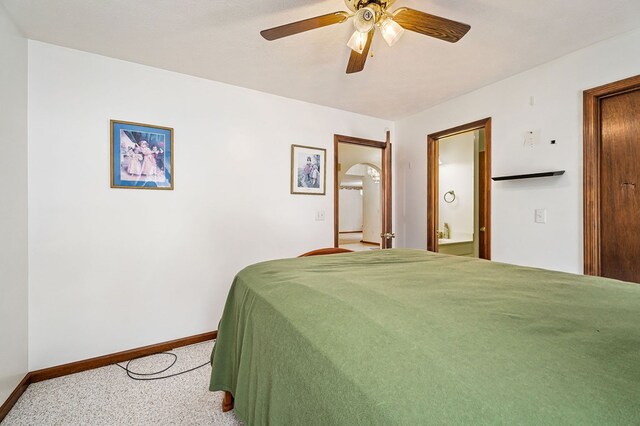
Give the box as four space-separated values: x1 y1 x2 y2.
210 249 640 425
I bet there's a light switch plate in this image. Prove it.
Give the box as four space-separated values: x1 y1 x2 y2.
315 210 325 221
535 209 546 224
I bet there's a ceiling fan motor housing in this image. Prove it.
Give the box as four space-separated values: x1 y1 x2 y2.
344 0 396 12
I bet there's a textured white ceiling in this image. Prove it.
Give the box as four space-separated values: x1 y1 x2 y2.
3 0 640 119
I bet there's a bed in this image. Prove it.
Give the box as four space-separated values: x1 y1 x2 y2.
209 249 640 425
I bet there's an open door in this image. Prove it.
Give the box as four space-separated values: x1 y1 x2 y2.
381 130 394 249
334 132 393 250
427 119 491 259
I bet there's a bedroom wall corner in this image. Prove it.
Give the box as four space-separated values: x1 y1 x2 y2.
393 27 640 274
0 4 29 405
26 41 393 370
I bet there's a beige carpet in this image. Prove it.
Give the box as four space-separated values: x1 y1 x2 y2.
2 340 242 425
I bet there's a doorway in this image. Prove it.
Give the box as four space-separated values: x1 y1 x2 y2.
427 118 491 259
338 161 382 250
584 74 640 283
334 133 393 249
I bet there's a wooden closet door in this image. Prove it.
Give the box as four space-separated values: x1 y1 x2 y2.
600 88 640 283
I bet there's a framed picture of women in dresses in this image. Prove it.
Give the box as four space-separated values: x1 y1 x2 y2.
110 120 174 190
291 144 326 195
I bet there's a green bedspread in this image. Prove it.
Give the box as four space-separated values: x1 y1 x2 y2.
210 249 640 425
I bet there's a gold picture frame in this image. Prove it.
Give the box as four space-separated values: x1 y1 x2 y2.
291 144 326 195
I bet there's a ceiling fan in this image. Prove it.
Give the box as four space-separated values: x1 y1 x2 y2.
260 0 470 74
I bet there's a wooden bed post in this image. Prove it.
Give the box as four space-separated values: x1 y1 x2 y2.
222 391 234 412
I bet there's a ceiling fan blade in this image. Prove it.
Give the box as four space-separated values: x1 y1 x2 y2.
261 12 350 41
346 30 374 74
393 8 470 43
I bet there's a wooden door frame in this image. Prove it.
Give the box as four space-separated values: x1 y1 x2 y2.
583 74 640 276
427 118 492 258
334 132 392 248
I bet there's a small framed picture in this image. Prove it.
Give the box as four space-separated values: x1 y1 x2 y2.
110 120 174 190
291 145 326 195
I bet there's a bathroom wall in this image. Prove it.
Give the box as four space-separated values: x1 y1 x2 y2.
438 132 475 241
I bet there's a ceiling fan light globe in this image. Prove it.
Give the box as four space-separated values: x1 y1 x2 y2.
347 30 368 54
353 7 376 33
380 17 404 47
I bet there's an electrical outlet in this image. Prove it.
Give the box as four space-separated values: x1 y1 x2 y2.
524 131 536 148
535 209 547 224
315 210 325 221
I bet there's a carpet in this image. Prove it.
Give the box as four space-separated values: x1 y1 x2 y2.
2 340 241 426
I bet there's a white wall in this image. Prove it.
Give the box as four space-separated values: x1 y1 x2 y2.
0 5 28 403
362 174 381 244
28 41 393 370
395 28 640 274
338 189 362 232
438 132 475 240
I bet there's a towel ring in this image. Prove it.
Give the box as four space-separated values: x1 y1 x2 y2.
444 190 456 203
